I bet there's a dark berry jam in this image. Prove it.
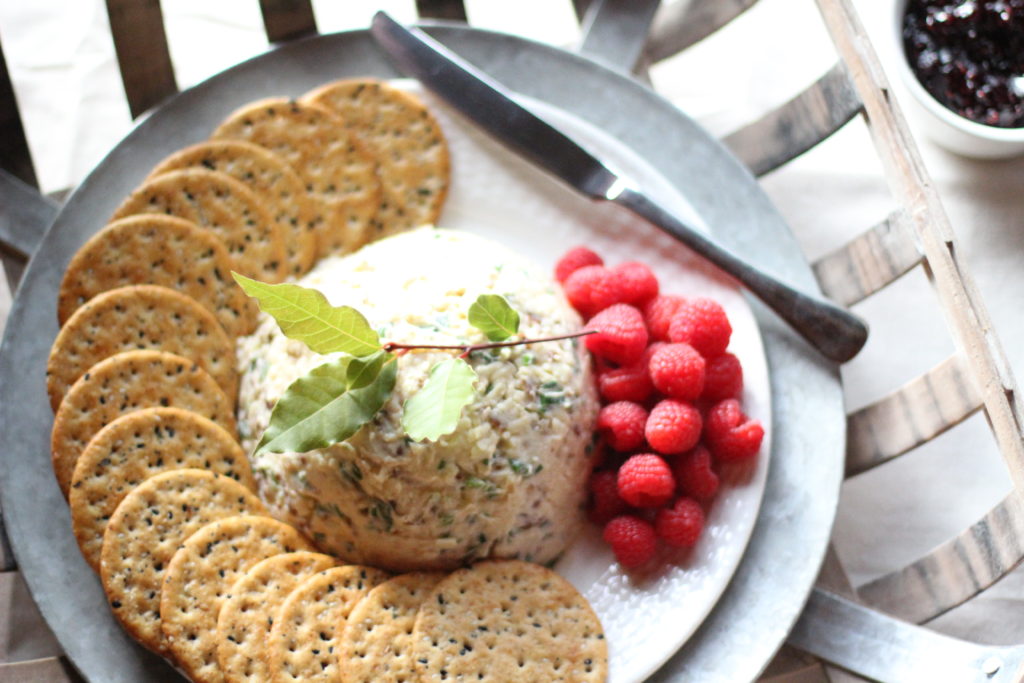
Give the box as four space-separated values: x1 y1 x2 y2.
903 0 1024 128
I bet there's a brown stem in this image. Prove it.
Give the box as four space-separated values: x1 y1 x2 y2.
381 330 595 355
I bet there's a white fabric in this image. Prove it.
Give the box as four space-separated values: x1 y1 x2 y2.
1 0 1022 670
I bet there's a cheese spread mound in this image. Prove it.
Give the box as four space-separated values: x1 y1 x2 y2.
236 228 598 571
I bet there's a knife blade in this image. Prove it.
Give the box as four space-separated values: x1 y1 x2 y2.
370 11 868 363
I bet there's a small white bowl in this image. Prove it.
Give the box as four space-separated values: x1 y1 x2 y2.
888 0 1024 159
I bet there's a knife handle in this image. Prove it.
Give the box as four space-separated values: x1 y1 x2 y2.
611 187 868 363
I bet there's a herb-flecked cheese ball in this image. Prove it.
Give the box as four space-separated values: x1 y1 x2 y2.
236 228 598 571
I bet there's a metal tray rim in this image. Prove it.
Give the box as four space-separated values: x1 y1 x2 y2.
0 23 845 682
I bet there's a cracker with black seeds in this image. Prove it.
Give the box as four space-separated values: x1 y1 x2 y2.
211 98 381 259
147 140 318 276
268 564 395 683
46 284 238 413
51 350 236 497
337 572 444 683
69 407 254 572
216 551 338 683
412 560 607 683
57 215 258 337
111 168 286 282
99 469 266 656
160 515 314 683
305 79 450 237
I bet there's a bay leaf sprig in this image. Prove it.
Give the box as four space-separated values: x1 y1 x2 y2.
233 273 380 356
467 294 520 342
234 273 594 455
256 353 397 455
402 358 478 442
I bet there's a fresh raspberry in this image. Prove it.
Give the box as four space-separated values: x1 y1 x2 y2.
597 361 653 403
643 341 668 366
585 304 649 365
668 298 732 357
705 399 764 461
674 446 719 501
590 438 612 470
563 265 622 318
642 295 686 342
596 401 648 452
655 498 705 548
702 353 743 401
603 515 658 568
645 400 702 455
611 261 659 306
617 454 675 508
589 470 630 525
648 343 705 401
555 246 604 283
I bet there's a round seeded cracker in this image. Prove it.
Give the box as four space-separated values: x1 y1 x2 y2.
99 469 266 657
69 407 254 572
337 572 444 683
216 551 338 683
268 565 397 683
57 215 258 337
211 98 381 259
160 515 314 683
46 284 238 413
110 168 286 282
51 350 236 497
412 560 608 683
147 140 318 276
304 79 450 237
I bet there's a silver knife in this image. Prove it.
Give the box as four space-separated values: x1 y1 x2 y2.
370 11 868 363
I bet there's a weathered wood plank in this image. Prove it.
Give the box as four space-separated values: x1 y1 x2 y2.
0 38 37 187
646 0 759 63
104 0 178 119
760 661 830 683
812 209 922 307
817 545 857 598
816 0 1024 494
0 657 82 683
846 354 982 477
259 0 317 43
0 571 66 662
415 0 467 21
576 0 661 75
857 494 1024 624
723 62 862 177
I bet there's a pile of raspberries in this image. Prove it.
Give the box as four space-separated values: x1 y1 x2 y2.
556 246 764 569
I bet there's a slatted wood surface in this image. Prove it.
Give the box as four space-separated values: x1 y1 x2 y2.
813 0 1024 628
3 0 1024 681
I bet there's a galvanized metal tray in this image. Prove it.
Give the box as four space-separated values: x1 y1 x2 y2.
0 25 845 682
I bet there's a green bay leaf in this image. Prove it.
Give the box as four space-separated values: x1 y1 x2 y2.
346 351 387 390
233 273 380 356
468 294 520 342
402 358 477 442
256 355 397 455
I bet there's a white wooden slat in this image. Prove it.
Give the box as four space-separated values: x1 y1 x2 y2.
723 62 862 177
812 209 922 308
857 494 1024 625
846 354 983 477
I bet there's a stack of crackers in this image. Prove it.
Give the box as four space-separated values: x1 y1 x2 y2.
48 78 451 505
43 77 608 681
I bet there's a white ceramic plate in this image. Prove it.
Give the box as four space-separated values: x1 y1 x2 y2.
404 82 772 683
